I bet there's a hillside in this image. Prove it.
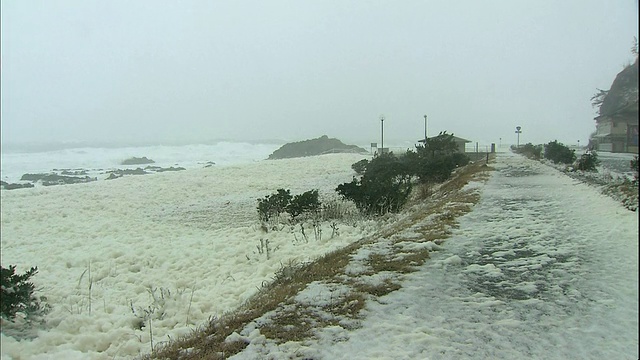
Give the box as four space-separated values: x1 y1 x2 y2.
599 58 639 116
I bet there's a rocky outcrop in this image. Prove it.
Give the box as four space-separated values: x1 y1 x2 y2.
268 135 367 160
0 181 35 190
103 166 186 180
20 173 97 186
121 157 155 165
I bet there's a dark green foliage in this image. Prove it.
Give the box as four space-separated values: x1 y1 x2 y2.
1 265 48 322
257 189 323 223
351 159 369 175
336 132 470 215
257 189 292 222
544 140 576 164
574 151 600 171
336 153 412 215
512 143 543 159
287 190 321 219
421 131 459 158
631 156 639 185
404 133 469 184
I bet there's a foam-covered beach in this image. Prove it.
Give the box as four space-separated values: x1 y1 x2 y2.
1 152 375 359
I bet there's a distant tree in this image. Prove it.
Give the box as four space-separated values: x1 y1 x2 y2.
422 131 459 157
632 36 638 58
513 143 543 160
574 151 600 171
544 140 576 164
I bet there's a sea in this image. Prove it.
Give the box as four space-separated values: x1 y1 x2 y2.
0 141 284 184
0 140 419 185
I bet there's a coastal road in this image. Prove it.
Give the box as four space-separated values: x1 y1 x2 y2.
311 151 639 359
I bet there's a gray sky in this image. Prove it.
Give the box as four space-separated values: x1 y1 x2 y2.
1 0 638 148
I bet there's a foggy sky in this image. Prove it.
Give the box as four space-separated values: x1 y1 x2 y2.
1 0 638 148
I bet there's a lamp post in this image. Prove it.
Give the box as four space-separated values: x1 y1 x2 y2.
380 115 385 154
423 114 428 144
515 126 522 147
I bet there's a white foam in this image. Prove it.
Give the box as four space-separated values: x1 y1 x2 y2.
0 152 374 359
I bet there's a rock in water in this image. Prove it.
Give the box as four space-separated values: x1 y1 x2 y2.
121 156 155 165
268 135 367 160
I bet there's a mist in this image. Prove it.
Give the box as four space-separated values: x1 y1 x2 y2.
1 0 638 149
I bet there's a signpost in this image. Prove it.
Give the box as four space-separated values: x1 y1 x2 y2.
380 115 385 153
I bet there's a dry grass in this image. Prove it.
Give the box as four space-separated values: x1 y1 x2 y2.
146 154 495 359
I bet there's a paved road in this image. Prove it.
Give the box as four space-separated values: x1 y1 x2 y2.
316 152 639 359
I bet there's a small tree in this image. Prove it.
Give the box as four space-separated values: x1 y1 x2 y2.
287 190 321 220
574 151 600 171
336 153 412 215
513 143 543 160
405 133 469 184
1 265 49 322
257 189 292 223
544 140 576 164
351 159 369 175
422 131 459 158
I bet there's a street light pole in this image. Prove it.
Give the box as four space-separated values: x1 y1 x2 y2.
380 115 385 154
424 114 428 144
515 126 522 147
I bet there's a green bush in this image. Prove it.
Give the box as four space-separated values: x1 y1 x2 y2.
257 189 323 223
404 133 469 184
574 151 600 171
1 265 48 322
513 143 543 159
351 159 369 175
287 190 321 219
544 140 576 164
336 153 412 215
257 189 292 223
336 132 468 215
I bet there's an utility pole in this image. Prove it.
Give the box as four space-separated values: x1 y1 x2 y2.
380 115 385 154
515 126 522 147
423 114 428 144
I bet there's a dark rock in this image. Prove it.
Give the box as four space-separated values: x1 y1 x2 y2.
20 173 97 186
60 169 88 176
121 157 155 165
1 182 35 190
105 173 123 180
152 166 186 172
106 168 148 176
268 135 367 160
